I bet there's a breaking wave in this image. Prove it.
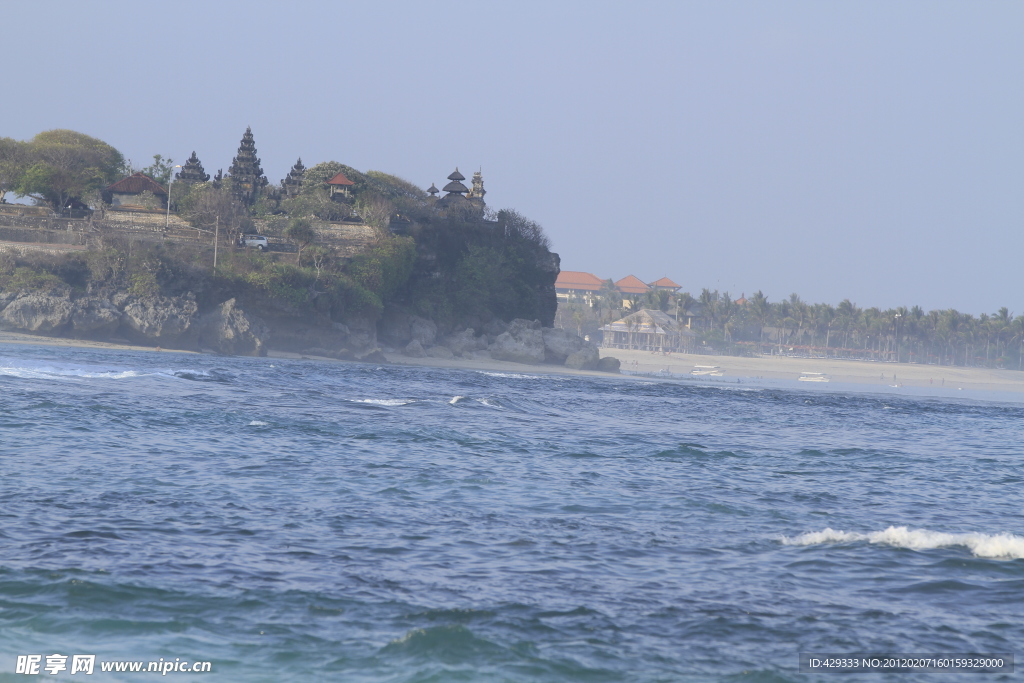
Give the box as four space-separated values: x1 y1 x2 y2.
350 398 415 406
0 359 215 382
782 526 1024 559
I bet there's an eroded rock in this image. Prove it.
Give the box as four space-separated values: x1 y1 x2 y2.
200 298 269 356
403 339 426 358
565 345 600 370
444 328 484 356
121 293 199 346
489 318 545 364
0 292 73 333
542 327 587 364
71 297 122 337
410 316 437 346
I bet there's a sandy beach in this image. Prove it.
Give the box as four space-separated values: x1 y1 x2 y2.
601 347 1024 393
3 329 1023 394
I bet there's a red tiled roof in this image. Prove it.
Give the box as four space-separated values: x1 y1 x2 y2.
326 171 354 186
648 276 681 289
104 173 167 195
555 271 605 291
615 275 650 294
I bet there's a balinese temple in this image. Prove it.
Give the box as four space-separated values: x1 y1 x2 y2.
227 127 267 205
282 158 305 197
211 169 224 189
326 171 355 201
467 169 486 204
427 183 439 198
437 168 469 207
175 151 210 183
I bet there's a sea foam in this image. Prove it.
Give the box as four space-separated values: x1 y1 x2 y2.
782 526 1024 559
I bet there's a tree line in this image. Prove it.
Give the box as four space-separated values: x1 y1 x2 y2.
559 287 1024 370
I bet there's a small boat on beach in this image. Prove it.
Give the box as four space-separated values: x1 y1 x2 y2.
692 365 724 376
798 372 829 382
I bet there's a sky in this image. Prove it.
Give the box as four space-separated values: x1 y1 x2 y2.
2 1 1021 315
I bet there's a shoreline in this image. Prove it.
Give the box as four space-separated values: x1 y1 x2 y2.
3 330 1023 395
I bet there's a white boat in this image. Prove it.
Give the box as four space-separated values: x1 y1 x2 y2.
798 372 829 382
692 365 724 376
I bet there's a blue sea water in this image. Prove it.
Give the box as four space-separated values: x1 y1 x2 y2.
1 342 1022 682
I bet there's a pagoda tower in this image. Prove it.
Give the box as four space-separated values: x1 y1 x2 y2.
227 127 267 205
440 167 468 202
467 169 486 204
426 182 439 198
175 151 210 183
282 157 305 197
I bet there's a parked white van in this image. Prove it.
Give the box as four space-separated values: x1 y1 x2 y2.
238 234 268 251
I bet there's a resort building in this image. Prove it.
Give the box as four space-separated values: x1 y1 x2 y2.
647 277 681 293
600 308 696 352
555 271 606 304
615 275 650 296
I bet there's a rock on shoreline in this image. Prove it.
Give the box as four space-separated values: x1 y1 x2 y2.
0 292 619 370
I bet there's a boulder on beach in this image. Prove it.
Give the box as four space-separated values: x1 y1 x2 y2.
489 318 545 364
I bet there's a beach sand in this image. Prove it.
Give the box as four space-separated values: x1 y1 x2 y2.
2 330 1022 394
602 347 1024 393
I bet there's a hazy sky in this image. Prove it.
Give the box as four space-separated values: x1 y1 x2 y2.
2 2 1021 314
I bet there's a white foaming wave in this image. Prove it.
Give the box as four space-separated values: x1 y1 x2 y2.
247 420 269 426
0 363 149 380
476 371 544 380
477 398 501 408
0 358 214 382
449 395 467 404
351 398 415 406
782 526 1024 559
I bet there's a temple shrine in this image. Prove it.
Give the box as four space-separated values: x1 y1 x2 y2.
175 151 210 183
227 127 267 205
282 158 305 197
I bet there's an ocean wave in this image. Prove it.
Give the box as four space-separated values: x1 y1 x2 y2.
0 358 217 382
247 420 269 426
351 398 415 406
782 526 1024 559
476 371 545 380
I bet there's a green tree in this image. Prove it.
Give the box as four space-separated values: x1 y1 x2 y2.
285 218 318 264
140 154 175 187
0 137 29 203
749 290 770 342
13 130 126 211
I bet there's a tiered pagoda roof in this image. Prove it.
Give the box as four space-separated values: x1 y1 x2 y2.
442 168 468 195
227 126 267 205
176 151 210 183
282 158 306 196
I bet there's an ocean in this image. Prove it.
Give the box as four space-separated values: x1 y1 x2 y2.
1 343 1022 681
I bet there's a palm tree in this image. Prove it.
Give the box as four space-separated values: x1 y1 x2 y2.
749 291 770 344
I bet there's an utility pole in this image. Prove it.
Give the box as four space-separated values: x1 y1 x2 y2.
165 165 181 228
213 216 219 270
